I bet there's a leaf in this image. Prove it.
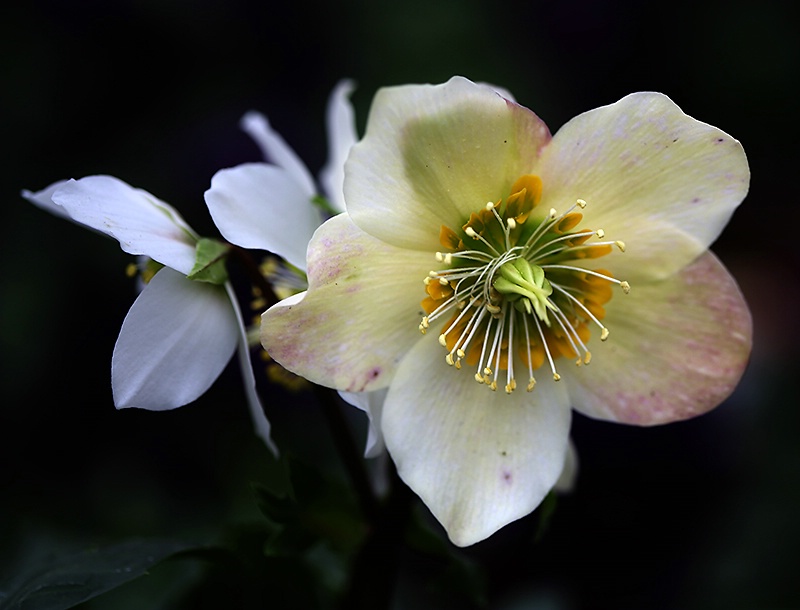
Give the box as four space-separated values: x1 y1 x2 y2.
187 238 229 284
0 538 192 610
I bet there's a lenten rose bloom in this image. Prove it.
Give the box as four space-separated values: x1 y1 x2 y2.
23 175 276 454
261 76 752 546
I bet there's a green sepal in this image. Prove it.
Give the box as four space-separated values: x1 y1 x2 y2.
310 195 338 216
188 238 230 284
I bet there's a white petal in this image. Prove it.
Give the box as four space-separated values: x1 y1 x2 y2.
51 175 198 275
205 163 321 271
112 267 238 410
22 180 73 221
383 334 571 547
319 79 358 213
339 388 387 458
239 111 316 197
224 282 278 455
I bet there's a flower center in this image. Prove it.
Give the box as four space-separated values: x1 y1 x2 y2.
419 174 629 393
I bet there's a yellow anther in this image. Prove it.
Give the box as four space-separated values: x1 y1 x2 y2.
428 270 439 278
456 348 466 358
485 201 495 211
507 218 517 230
600 327 610 341
445 353 455 366
584 351 592 365
439 277 449 285
620 281 631 294
486 303 501 314
553 373 561 381
474 372 484 383
596 229 605 238
526 378 536 392
615 240 626 252
484 367 493 376
435 251 444 262
438 334 447 347
423 276 431 285
549 208 557 219
465 227 478 238
576 198 587 208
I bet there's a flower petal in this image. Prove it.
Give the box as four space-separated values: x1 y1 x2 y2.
553 439 578 493
339 388 387 458
240 111 316 197
319 79 358 214
225 282 278 455
205 163 322 270
261 213 431 392
112 267 238 410
345 76 551 250
536 92 749 280
382 334 571 547
22 180 73 221
561 251 752 425
51 175 198 275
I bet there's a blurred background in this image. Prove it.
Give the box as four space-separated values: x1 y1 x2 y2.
1 0 797 608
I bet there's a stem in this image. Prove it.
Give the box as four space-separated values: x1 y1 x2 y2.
313 385 380 524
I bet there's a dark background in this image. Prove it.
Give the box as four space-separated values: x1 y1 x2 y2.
2 0 797 608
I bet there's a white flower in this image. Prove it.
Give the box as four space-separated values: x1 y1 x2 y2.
23 175 276 454
205 80 391 456
261 77 752 545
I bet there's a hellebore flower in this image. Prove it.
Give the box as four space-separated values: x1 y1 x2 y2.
206 80 392 457
261 76 752 546
23 175 276 453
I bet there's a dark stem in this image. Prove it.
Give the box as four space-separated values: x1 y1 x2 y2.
313 385 381 524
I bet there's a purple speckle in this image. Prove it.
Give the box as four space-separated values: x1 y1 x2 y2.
502 470 513 484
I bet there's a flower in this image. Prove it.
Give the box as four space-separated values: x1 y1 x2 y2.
23 175 277 454
206 80 391 458
261 76 752 546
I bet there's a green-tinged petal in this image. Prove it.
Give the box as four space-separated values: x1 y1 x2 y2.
346 76 551 250
382 334 571 547
239 110 316 197
319 79 358 214
261 213 431 391
205 163 322 271
536 92 749 281
51 175 199 275
561 251 752 425
112 267 238 410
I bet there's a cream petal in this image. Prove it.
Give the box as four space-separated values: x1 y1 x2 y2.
319 79 358 214
112 268 238 410
261 213 432 392
561 251 752 425
536 92 749 281
383 334 571 547
205 163 321 270
239 111 316 196
338 388 387 458
346 76 551 251
553 439 578 493
51 175 198 275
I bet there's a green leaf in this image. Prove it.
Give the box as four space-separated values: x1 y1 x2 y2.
187 238 229 284
0 538 192 610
